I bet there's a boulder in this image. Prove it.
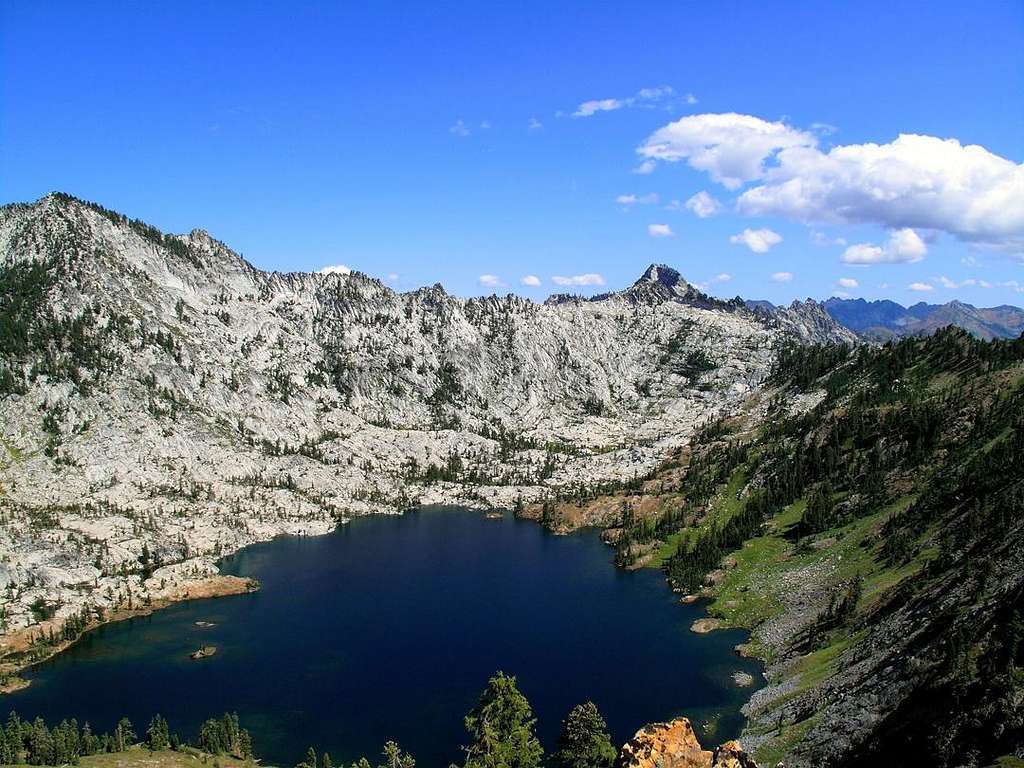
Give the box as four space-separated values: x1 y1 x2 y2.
616 718 712 768
615 718 759 768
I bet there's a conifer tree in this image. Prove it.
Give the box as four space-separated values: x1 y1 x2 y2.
551 702 617 768
147 714 169 751
458 672 543 768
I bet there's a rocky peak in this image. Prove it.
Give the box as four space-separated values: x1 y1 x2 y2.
625 264 700 304
615 718 759 768
636 263 688 290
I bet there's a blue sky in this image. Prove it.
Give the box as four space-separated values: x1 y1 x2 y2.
2 0 1022 305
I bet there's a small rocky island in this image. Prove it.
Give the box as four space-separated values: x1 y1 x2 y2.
190 645 217 660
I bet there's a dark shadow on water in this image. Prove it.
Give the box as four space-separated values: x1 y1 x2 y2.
6 507 764 766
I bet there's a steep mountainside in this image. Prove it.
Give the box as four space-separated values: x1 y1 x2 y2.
0 193 853 644
536 330 1024 766
823 296 1024 341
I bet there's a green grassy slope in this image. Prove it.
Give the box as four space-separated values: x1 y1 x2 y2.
610 328 1024 766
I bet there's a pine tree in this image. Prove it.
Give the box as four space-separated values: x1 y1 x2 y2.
114 717 135 752
459 672 543 768
296 746 318 768
147 714 169 751
380 741 415 768
551 702 617 768
238 729 254 761
81 722 98 756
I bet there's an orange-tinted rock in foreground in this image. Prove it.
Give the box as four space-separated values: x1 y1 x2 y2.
615 718 758 768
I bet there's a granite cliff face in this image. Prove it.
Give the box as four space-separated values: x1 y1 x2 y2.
0 193 855 640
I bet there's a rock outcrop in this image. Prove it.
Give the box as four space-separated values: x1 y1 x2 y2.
615 719 759 768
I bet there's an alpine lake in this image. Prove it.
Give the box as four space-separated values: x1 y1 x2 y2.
6 507 763 766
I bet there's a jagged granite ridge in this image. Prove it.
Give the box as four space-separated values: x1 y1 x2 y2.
0 193 852 654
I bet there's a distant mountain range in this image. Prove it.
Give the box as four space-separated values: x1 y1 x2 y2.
748 297 1024 341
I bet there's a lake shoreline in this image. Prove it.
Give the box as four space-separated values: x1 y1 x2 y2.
0 574 258 694
1 506 764 767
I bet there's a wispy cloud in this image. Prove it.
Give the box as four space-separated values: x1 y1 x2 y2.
574 98 625 118
528 117 543 132
771 271 794 283
810 231 847 247
552 273 606 287
520 275 541 287
617 193 659 206
648 223 674 238
478 274 505 288
449 119 471 137
572 85 681 118
908 282 934 292
837 277 859 289
935 275 1012 291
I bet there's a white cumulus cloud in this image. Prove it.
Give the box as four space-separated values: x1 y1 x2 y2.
730 227 782 253
837 277 859 289
841 228 927 265
771 271 794 283
639 113 1024 253
638 113 816 189
684 191 722 218
520 275 542 287
552 273 606 287
318 264 351 275
648 223 674 237
908 282 935 292
478 274 505 288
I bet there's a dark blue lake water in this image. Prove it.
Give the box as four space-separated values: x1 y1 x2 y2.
6 508 761 766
